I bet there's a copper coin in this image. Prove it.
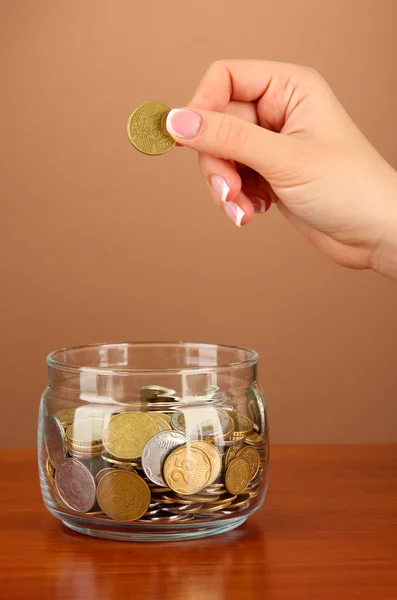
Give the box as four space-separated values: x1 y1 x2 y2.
55 458 96 513
96 470 151 521
44 415 67 468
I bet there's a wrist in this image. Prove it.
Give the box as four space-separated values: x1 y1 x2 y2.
371 236 397 280
370 170 397 281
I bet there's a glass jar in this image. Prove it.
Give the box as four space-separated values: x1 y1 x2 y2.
38 342 269 541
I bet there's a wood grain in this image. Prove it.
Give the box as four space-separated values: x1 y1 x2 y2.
0 445 396 600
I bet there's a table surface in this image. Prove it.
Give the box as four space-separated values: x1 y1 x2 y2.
0 446 396 600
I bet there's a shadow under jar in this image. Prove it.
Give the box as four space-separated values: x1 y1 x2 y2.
38 342 269 541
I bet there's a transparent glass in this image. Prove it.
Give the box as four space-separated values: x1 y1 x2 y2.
38 342 269 541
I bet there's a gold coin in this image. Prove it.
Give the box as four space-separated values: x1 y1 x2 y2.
225 457 251 495
160 494 198 505
103 412 158 460
68 449 102 459
46 458 55 482
228 493 251 508
190 441 222 486
248 489 260 498
244 432 265 446
236 446 260 480
96 470 151 521
175 502 203 514
66 417 104 445
149 413 172 432
197 499 233 513
163 445 211 495
95 467 114 485
230 412 254 436
101 451 140 467
54 408 76 428
177 493 221 504
224 442 244 467
127 102 176 156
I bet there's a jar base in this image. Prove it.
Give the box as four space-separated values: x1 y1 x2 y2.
58 514 248 542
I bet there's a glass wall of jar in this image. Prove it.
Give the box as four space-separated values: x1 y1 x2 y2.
38 342 269 541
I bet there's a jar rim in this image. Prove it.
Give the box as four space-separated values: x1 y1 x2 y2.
46 341 259 375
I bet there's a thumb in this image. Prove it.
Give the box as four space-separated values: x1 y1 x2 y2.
166 107 298 175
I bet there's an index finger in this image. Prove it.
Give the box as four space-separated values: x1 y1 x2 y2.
188 59 301 112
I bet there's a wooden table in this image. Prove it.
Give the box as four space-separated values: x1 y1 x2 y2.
0 446 396 600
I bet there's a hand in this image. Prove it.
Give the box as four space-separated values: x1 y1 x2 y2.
165 60 397 278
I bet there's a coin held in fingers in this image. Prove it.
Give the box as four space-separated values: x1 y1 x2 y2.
127 101 176 155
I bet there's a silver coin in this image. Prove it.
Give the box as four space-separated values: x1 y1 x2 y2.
144 508 160 516
170 407 230 438
55 458 96 513
138 512 191 523
141 430 189 486
176 391 230 405
246 383 266 435
44 415 67 468
140 385 177 399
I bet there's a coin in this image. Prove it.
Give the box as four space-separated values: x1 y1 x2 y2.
190 441 222 485
160 494 199 505
101 452 140 468
55 458 96 513
44 415 67 468
196 499 233 513
236 446 260 480
96 470 151 521
139 513 192 523
149 413 172 432
225 457 251 495
246 383 266 434
244 432 265 446
95 467 114 485
247 488 260 498
229 412 254 438
127 102 176 156
141 430 190 487
46 458 55 482
66 417 104 446
177 493 222 504
69 448 102 459
167 502 203 514
171 407 230 439
103 412 158 460
228 493 251 508
224 442 244 467
163 445 211 495
140 385 176 399
54 408 76 428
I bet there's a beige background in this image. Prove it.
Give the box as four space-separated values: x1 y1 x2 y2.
1 0 397 447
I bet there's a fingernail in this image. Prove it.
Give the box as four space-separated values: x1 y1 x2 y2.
250 196 268 213
211 175 230 203
166 109 202 139
224 202 245 227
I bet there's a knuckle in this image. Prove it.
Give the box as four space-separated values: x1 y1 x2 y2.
296 64 324 84
214 115 249 150
210 59 227 71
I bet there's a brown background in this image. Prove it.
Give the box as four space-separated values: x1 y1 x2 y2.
1 0 397 448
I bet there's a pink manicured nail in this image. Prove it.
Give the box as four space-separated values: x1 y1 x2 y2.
166 109 202 139
224 202 245 227
211 175 230 203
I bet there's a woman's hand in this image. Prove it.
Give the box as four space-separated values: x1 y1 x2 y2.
166 60 397 278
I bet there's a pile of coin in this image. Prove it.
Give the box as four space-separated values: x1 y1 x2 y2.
44 385 268 524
